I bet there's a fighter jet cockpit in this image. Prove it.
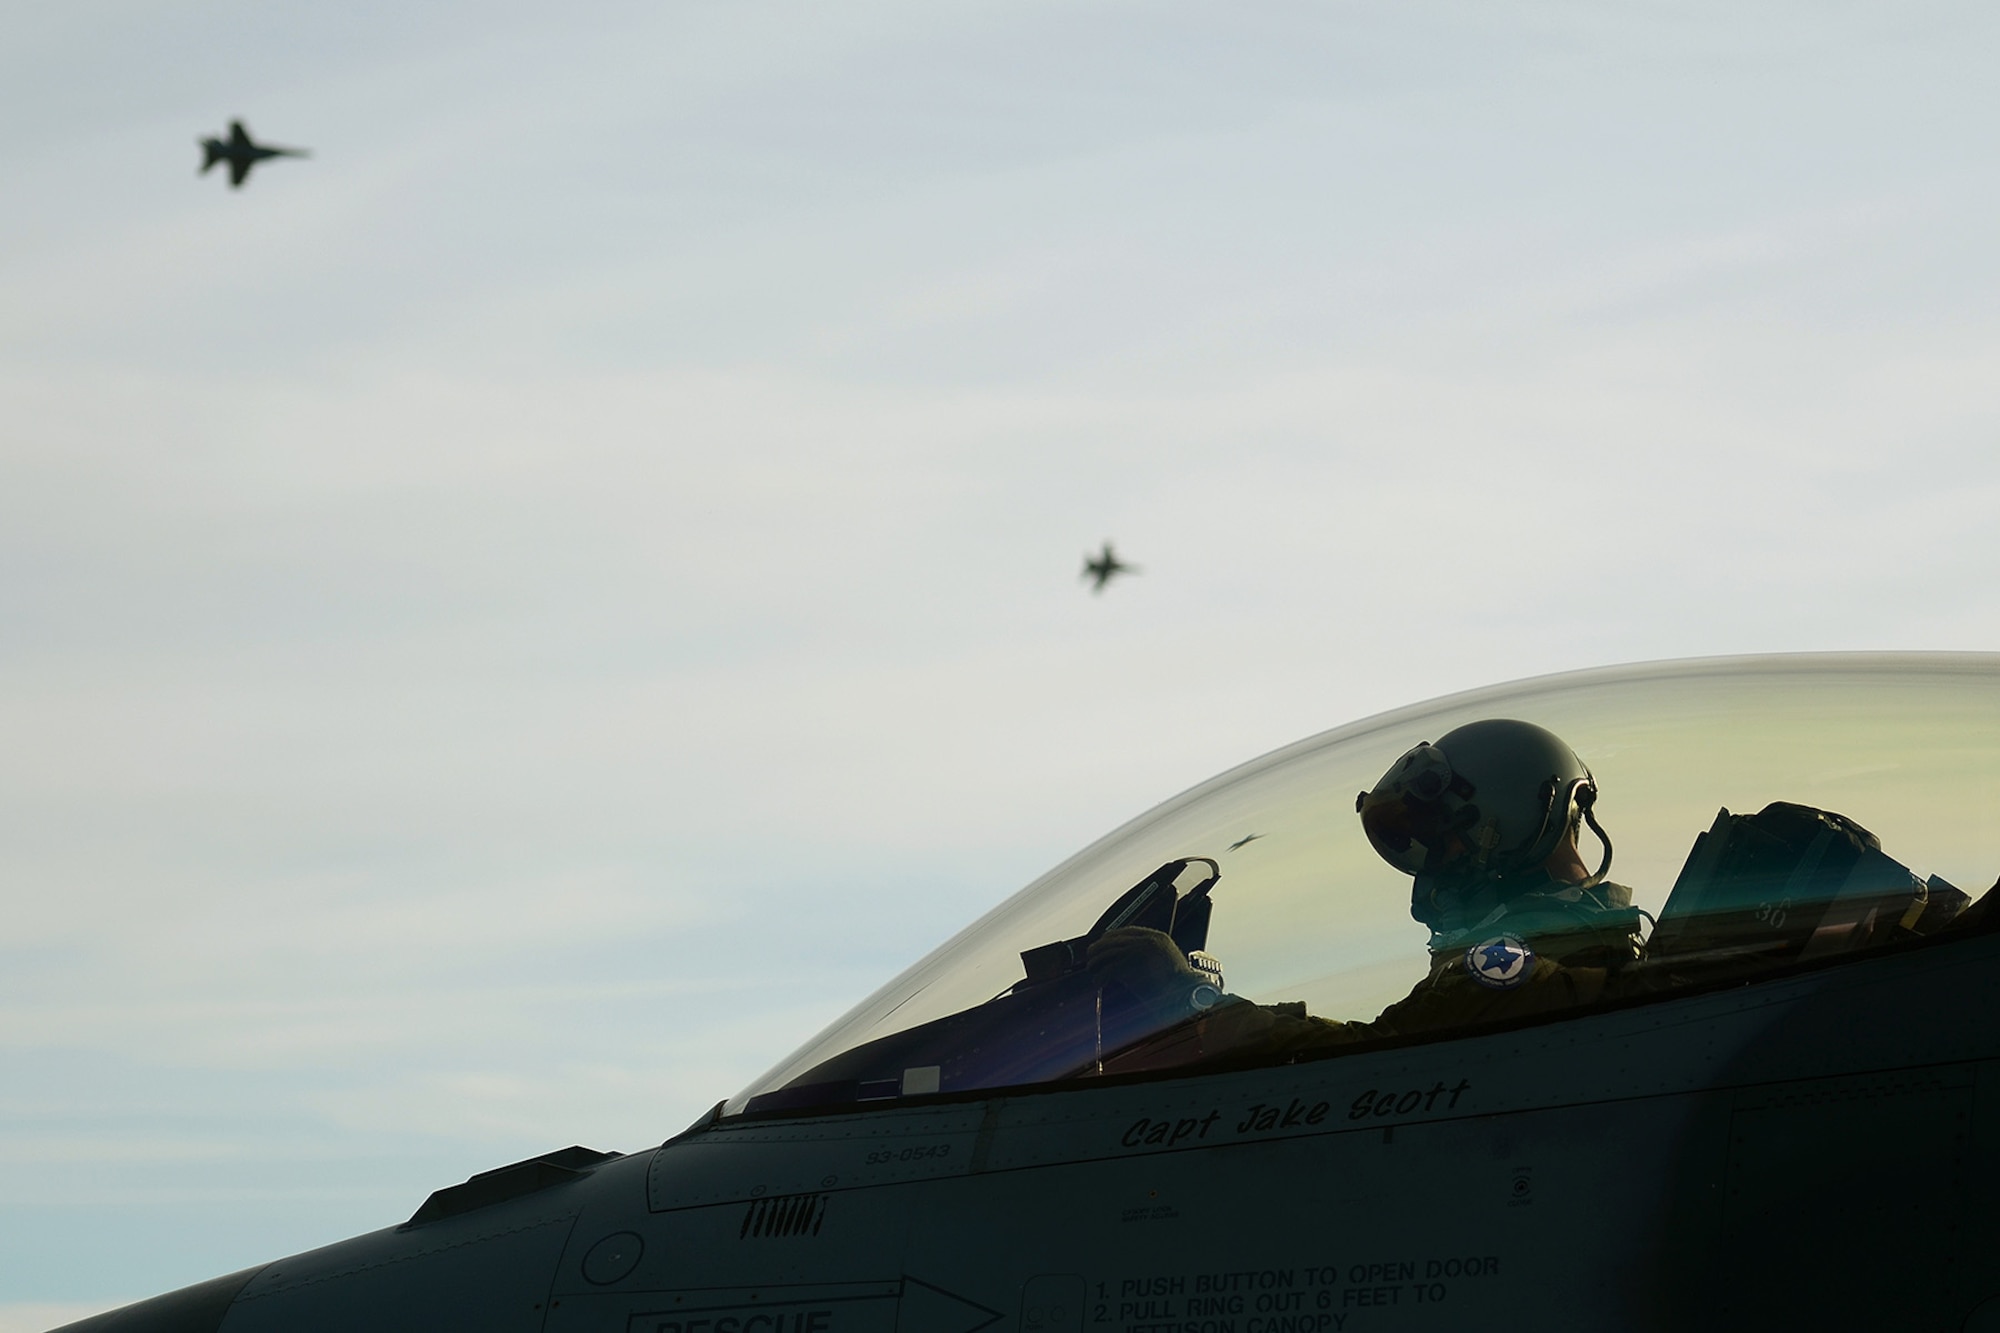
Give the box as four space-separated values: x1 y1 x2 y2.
730 655 2000 1118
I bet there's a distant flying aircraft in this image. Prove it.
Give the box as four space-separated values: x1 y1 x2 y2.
198 120 308 189
1081 541 1136 593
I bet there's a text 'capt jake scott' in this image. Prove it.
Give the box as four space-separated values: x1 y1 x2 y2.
1120 1081 1474 1150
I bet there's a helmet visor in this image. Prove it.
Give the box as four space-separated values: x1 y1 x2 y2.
1357 743 1461 876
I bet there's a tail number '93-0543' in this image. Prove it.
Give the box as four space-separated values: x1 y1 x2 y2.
864 1144 952 1166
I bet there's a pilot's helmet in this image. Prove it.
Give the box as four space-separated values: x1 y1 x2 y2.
1355 718 1599 898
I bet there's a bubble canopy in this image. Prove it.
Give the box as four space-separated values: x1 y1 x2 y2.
728 655 2000 1118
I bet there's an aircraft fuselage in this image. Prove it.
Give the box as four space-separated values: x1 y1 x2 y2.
78 923 2000 1333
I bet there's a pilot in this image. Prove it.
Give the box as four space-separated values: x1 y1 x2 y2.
1087 719 1646 1060
1342 718 1646 1024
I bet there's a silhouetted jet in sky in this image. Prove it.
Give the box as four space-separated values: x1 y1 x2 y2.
1081 541 1137 593
199 120 308 188
1227 833 1264 851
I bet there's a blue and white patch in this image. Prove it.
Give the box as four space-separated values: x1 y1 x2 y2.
1464 934 1534 989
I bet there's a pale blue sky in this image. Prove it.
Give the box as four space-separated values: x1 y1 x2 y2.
5 1 2000 1324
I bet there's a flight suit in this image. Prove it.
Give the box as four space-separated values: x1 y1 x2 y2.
1089 882 1644 1073
1264 881 1645 1055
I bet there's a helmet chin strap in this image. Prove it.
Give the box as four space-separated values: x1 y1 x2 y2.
1413 785 1615 927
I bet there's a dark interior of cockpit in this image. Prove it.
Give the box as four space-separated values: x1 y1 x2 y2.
747 802 1995 1116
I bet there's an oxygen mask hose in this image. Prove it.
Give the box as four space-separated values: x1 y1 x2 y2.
1580 801 1615 889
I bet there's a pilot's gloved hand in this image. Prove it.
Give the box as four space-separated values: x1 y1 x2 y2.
1086 927 1207 1008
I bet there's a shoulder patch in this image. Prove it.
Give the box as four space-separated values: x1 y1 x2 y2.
1464 934 1534 989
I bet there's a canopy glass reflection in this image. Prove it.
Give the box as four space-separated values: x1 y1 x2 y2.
730 655 2000 1118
